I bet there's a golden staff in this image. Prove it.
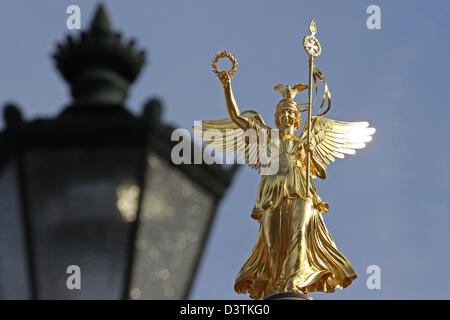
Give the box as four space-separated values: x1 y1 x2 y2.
303 18 322 198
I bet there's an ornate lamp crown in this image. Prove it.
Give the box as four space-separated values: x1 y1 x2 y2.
53 4 146 106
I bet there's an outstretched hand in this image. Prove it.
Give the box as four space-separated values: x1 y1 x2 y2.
218 71 231 88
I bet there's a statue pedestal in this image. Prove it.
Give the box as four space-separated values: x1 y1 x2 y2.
263 292 313 300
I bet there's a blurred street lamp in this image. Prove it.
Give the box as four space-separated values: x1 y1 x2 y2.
0 5 236 299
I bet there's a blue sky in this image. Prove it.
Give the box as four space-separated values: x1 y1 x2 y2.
1 0 450 299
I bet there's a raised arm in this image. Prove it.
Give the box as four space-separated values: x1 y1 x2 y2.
219 73 249 130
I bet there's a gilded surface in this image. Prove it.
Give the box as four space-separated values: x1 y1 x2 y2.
194 20 375 299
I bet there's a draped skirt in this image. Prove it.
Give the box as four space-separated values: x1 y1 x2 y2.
234 197 357 300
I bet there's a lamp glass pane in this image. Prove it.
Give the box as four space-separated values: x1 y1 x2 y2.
24 148 141 299
129 152 214 299
0 161 31 299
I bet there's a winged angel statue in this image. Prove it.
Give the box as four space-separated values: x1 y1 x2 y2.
193 51 375 299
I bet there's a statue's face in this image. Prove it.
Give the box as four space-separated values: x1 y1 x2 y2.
278 107 299 130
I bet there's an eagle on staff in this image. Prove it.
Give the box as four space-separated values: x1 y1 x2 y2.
193 19 375 300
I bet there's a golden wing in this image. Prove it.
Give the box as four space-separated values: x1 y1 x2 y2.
193 111 274 172
300 116 375 166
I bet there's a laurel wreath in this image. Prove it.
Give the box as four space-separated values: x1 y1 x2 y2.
212 51 238 79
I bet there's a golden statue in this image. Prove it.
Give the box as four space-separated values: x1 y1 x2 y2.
194 19 375 299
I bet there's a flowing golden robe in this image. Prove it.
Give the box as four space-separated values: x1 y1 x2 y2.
234 135 357 299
